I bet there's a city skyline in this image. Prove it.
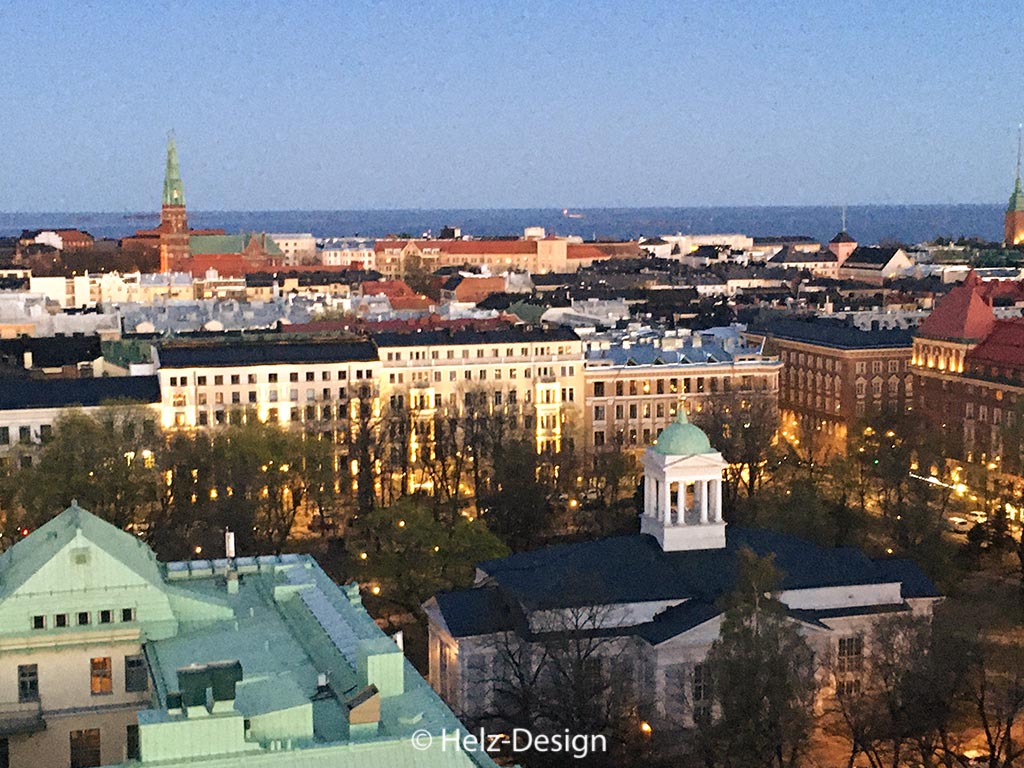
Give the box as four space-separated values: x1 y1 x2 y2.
2 1 1023 211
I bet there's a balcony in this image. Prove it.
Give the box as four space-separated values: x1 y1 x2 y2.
0 700 44 736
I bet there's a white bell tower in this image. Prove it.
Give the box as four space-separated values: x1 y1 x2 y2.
640 410 728 551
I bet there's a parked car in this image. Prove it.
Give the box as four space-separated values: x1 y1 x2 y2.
947 516 972 534
966 510 988 524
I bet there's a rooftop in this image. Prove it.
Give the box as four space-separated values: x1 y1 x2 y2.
0 505 498 767
371 325 579 348
157 339 379 368
750 316 913 350
0 375 161 411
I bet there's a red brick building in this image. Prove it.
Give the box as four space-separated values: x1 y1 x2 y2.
747 317 914 454
913 273 1024 472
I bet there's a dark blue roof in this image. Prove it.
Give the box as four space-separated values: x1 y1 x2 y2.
0 375 161 410
476 528 905 611
434 586 522 638
872 558 941 598
750 317 913 350
635 599 721 644
437 529 939 641
158 340 379 368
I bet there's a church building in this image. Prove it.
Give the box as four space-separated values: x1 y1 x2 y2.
424 412 941 730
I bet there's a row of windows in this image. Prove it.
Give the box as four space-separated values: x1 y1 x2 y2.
384 345 576 361
388 365 575 384
0 425 50 446
31 607 134 630
594 402 680 422
16 654 146 706
168 369 374 387
592 375 769 398
783 350 907 375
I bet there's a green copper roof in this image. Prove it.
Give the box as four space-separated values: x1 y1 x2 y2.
1009 175 1024 213
653 409 715 456
0 501 164 600
163 133 186 207
189 234 283 256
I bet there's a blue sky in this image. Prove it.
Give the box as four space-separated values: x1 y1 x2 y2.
1 0 1022 210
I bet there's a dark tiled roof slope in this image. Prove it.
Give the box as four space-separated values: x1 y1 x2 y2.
158 340 379 367
0 376 161 410
750 317 913 350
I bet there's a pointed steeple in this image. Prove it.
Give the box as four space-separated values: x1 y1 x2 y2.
163 132 186 207
1009 125 1024 214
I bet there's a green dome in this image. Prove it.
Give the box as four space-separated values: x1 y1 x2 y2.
653 409 714 455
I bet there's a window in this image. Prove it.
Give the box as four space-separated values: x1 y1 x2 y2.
230 375 240 385
593 381 605 397
19 426 31 444
55 613 68 628
121 608 135 622
125 655 148 692
70 729 101 768
18 664 39 703
594 430 605 447
214 375 223 385
99 609 112 624
269 373 278 383
126 724 140 761
0 736 8 768
90 657 112 695
31 614 45 630
248 374 257 384
837 635 864 682
692 663 711 722
594 405 606 421
197 376 207 385
0 427 8 445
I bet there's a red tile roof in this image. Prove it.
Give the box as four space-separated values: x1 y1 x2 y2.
917 271 997 342
964 319 1024 371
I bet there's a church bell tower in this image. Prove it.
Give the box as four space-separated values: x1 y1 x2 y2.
159 133 190 272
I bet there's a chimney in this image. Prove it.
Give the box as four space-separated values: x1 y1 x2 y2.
166 691 183 717
346 684 381 739
177 664 211 717
208 660 243 714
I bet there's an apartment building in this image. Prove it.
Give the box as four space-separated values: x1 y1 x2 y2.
372 326 584 454
373 238 638 279
747 317 914 451
154 338 381 434
583 338 781 451
0 503 498 768
266 233 316 265
0 377 162 469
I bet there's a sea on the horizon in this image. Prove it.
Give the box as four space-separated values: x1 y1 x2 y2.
0 205 1007 247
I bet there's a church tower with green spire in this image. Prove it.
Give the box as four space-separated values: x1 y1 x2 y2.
1005 126 1024 246
159 132 190 272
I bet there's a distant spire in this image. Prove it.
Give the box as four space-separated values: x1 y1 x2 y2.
1009 126 1024 213
163 131 185 207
